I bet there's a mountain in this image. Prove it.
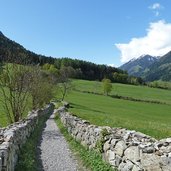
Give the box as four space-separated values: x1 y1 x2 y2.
145 51 171 81
0 31 127 81
119 55 158 77
0 31 55 64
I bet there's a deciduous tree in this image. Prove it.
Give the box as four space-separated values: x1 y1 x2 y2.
102 78 112 96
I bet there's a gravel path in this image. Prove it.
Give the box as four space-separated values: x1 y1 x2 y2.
39 113 78 171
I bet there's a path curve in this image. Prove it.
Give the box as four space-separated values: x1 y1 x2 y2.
39 112 78 171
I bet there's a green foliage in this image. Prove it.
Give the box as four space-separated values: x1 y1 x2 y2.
53 57 126 81
0 30 126 83
112 72 143 85
0 31 55 65
96 128 110 153
148 80 171 90
0 63 32 123
55 115 114 171
102 78 112 95
29 67 55 109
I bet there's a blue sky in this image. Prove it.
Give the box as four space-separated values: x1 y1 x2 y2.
0 0 171 67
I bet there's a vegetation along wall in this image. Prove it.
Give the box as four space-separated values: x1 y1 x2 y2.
0 104 54 171
56 106 171 171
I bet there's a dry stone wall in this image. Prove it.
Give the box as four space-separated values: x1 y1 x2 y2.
0 104 54 171
56 106 171 171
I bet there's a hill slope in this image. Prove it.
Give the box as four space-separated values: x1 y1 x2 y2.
119 55 158 77
0 31 125 81
0 31 55 64
145 51 171 81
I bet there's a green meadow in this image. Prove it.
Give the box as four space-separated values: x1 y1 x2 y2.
72 79 171 104
63 79 171 139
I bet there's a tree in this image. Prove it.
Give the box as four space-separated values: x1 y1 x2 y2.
29 66 55 109
0 63 32 123
0 61 55 123
58 66 73 101
102 78 112 96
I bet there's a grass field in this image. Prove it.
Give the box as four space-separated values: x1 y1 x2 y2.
72 79 171 104
60 79 171 139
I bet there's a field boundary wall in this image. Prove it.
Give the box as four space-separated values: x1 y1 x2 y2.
0 104 54 171
56 106 171 171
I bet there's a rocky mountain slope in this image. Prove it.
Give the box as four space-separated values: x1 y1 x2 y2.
145 51 171 81
119 55 158 77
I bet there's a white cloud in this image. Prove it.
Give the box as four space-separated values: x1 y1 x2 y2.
115 20 171 63
149 3 161 10
107 64 117 67
149 3 164 17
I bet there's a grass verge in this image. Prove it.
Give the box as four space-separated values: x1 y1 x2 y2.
55 114 115 171
15 112 50 171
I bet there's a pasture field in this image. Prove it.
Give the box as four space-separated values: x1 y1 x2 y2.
72 79 171 105
62 79 171 139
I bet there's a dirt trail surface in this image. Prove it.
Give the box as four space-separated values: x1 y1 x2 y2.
39 113 78 171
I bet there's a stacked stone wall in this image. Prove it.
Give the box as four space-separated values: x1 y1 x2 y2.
0 104 54 171
56 106 171 171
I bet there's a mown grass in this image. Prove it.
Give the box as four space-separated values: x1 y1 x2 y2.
72 79 171 105
55 79 171 139
55 115 115 171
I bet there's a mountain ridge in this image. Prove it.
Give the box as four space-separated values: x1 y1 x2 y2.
119 55 158 77
119 52 171 81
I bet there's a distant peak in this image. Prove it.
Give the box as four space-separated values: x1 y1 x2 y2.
0 31 3 35
140 54 148 57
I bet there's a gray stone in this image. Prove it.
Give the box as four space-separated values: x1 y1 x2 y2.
115 140 127 157
162 166 171 171
141 153 162 171
124 146 140 163
142 146 155 153
111 138 118 147
160 155 171 166
75 133 82 141
166 138 171 143
0 157 2 171
103 140 111 152
107 150 116 166
94 128 102 135
134 132 147 138
115 154 122 167
118 160 134 171
132 165 143 171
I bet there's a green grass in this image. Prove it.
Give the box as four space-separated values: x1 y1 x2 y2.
55 115 115 171
55 79 171 139
72 79 171 104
